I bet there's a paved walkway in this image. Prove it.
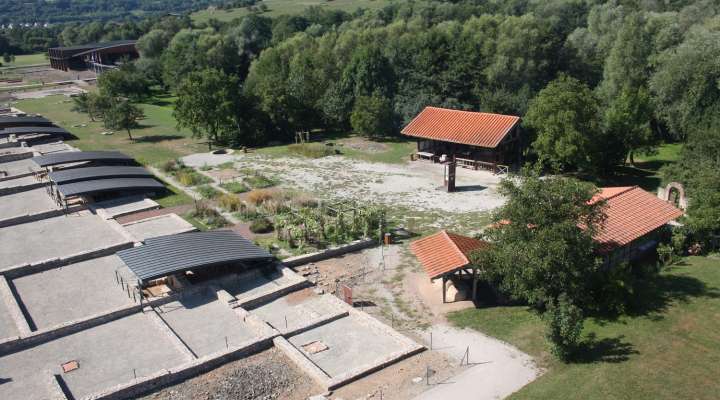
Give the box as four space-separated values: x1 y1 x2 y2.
414 324 540 400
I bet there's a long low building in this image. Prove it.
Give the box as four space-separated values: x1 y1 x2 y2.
0 126 72 138
56 177 164 199
0 116 53 129
49 166 152 185
32 151 134 168
117 230 275 287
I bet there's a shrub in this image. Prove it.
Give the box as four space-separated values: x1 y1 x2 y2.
234 202 262 221
545 294 583 362
199 163 212 171
188 201 229 229
249 217 274 234
196 185 219 199
287 143 337 158
218 194 242 212
160 159 183 173
176 169 211 186
291 193 319 208
221 181 249 194
247 188 277 205
262 199 290 215
245 173 277 189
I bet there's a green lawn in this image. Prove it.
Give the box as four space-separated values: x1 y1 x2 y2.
448 256 720 400
192 0 392 22
598 143 683 191
258 136 415 164
0 53 49 69
14 94 206 165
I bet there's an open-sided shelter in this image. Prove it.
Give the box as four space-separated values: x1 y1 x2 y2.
32 151 134 169
410 230 489 303
117 231 275 288
0 116 53 129
0 126 73 139
402 106 521 173
48 40 138 72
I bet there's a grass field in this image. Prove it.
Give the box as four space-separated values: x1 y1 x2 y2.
599 143 683 191
448 256 720 400
258 136 415 164
0 53 49 69
192 0 392 22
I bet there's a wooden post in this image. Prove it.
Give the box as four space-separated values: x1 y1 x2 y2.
472 268 478 301
442 276 447 304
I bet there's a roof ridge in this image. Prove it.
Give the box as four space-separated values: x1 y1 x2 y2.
602 186 639 201
424 106 519 119
441 230 471 265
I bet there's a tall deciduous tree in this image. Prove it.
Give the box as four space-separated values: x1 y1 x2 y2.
526 75 617 173
173 68 241 150
350 92 395 138
473 171 605 359
103 99 144 141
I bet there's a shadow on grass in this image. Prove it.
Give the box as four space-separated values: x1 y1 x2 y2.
573 333 638 364
626 267 720 319
134 134 184 143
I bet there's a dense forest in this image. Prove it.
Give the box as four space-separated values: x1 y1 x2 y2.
0 0 255 25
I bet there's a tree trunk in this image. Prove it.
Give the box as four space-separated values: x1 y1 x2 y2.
127 128 133 141
629 150 635 166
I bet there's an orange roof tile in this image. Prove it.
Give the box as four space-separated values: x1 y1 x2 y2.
594 186 684 253
401 106 520 148
410 230 490 279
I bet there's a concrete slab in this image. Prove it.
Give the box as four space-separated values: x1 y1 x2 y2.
221 269 300 301
91 195 160 220
122 213 195 241
0 212 129 269
0 187 57 220
0 312 187 400
155 288 259 357
0 175 37 190
30 142 73 154
0 295 20 339
288 314 405 378
0 157 39 177
10 255 135 330
251 289 341 332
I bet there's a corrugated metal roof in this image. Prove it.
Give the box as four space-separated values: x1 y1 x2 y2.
49 166 152 184
57 177 163 197
401 107 520 148
32 151 133 167
410 230 489 279
117 230 274 283
0 126 71 137
593 186 684 253
0 116 52 128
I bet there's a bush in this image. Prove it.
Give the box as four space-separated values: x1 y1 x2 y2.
199 163 212 171
249 217 274 234
220 181 249 194
244 173 276 189
287 143 337 158
218 194 242 211
247 188 278 205
196 185 219 199
291 193 319 208
160 159 183 173
176 169 211 186
545 294 584 362
234 202 262 221
188 201 229 229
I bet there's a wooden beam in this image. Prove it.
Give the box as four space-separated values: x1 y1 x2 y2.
442 275 447 304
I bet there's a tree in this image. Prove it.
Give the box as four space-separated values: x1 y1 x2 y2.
603 87 654 165
650 27 720 139
2 53 14 63
97 63 150 101
173 68 242 150
71 92 110 122
526 75 618 174
473 171 605 360
350 92 395 138
103 99 144 141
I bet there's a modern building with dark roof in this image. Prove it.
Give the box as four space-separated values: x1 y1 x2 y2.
55 177 164 199
0 126 72 138
0 116 53 129
402 106 522 172
32 151 134 168
49 166 152 185
117 231 275 286
48 40 138 72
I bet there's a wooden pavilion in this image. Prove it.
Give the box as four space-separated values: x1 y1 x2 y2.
402 106 522 174
409 230 490 303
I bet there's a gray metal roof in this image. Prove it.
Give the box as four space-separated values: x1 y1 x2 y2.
32 151 133 167
0 126 71 137
0 116 52 128
49 166 152 184
117 231 274 283
57 177 163 197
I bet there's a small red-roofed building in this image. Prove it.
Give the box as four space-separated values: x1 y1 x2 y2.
409 230 490 303
401 106 522 172
592 186 684 266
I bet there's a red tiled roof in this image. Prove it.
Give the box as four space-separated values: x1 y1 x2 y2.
410 230 490 279
593 186 684 253
401 106 520 148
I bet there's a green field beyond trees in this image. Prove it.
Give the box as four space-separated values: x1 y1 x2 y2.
192 0 392 22
450 256 720 400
